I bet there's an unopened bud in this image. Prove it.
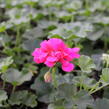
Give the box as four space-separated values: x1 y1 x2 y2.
44 72 52 83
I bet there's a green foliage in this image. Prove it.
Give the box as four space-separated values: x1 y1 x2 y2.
31 67 53 103
0 90 7 107
48 22 93 39
93 98 109 109
0 57 13 73
9 90 37 108
100 68 109 83
1 68 33 86
0 0 109 109
78 55 96 73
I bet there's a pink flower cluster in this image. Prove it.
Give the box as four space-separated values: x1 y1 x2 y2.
32 38 80 72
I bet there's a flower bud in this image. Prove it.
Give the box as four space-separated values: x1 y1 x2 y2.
44 72 52 83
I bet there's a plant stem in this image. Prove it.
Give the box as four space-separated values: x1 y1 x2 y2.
89 83 109 95
48 7 52 21
16 25 20 46
106 61 109 68
89 81 100 93
48 67 52 72
85 0 89 9
104 38 108 51
79 71 84 91
2 81 6 89
12 86 16 94
52 67 58 88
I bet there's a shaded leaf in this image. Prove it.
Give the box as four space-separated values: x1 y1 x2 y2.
100 68 109 83
93 98 109 109
9 90 37 108
1 68 33 86
0 90 8 107
78 55 96 73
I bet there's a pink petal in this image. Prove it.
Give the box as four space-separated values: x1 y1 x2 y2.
33 57 42 64
49 38 67 51
72 47 80 53
54 51 62 59
46 56 58 62
68 48 80 59
44 61 55 67
32 48 48 63
40 40 53 52
32 48 40 56
72 53 80 59
62 61 74 72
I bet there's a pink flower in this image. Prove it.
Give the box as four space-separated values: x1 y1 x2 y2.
32 38 80 72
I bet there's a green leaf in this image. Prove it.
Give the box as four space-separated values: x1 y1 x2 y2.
74 91 93 109
103 87 109 99
22 39 42 52
93 98 109 109
23 27 44 39
91 54 102 71
0 34 11 47
9 90 37 108
38 20 57 29
48 22 93 39
78 55 96 73
1 68 33 86
0 57 13 73
0 90 8 107
73 75 96 91
48 27 73 39
87 29 104 41
100 68 109 83
48 104 65 109
0 23 6 32
65 0 82 11
56 83 75 100
93 15 109 25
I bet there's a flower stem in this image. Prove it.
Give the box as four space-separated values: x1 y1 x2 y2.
85 0 89 9
52 67 58 88
89 83 109 95
16 26 20 46
2 81 6 89
12 86 16 94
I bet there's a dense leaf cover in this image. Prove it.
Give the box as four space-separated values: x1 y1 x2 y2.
0 0 109 109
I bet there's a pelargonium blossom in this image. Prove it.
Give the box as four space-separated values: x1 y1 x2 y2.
32 38 80 72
